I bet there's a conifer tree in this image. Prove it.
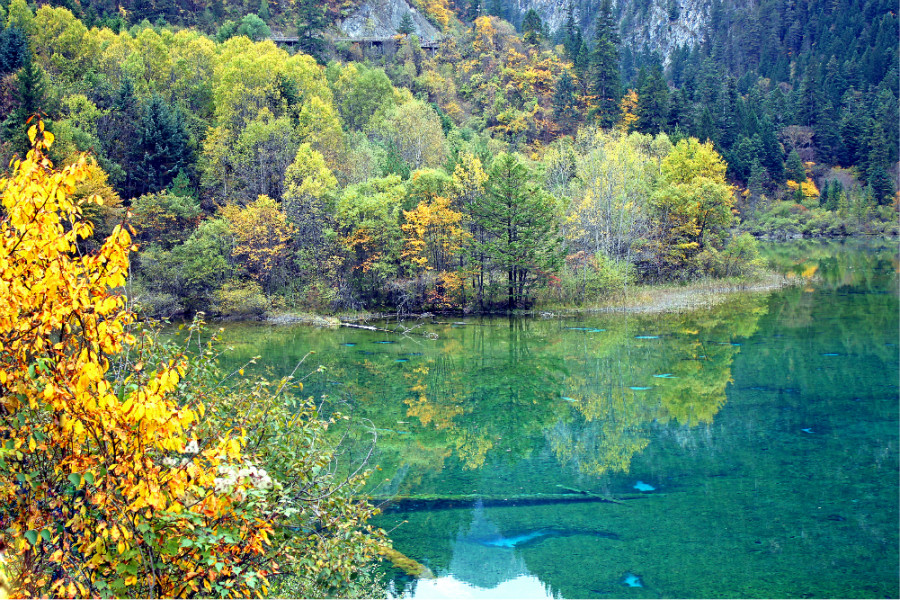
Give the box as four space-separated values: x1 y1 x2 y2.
127 95 193 198
398 12 415 35
0 26 27 75
297 0 327 63
636 61 669 134
865 123 895 206
589 0 621 128
5 46 48 155
552 70 579 134
785 149 807 182
472 153 561 309
563 1 579 59
521 9 542 45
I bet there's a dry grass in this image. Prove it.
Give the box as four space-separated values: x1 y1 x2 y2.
539 273 796 316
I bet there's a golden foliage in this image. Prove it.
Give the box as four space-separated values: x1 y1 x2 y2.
0 125 273 598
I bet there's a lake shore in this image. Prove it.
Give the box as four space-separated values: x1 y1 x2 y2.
265 272 799 327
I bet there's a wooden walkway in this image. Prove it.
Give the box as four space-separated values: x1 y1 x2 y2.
270 34 440 51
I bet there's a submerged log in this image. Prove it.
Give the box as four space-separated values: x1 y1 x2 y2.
367 491 651 512
379 545 435 579
340 322 399 333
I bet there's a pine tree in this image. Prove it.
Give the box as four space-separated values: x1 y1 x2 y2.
397 12 415 35
589 0 621 128
785 149 807 182
865 123 895 206
552 70 579 134
297 0 327 63
716 75 740 148
522 9 542 45
635 61 669 134
465 0 481 22
127 95 193 198
472 153 561 309
758 116 784 182
0 26 27 76
563 1 579 59
5 47 48 155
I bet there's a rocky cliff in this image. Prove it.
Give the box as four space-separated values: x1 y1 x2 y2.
506 0 714 63
339 0 441 40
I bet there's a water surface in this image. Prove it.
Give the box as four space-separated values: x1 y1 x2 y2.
213 240 898 599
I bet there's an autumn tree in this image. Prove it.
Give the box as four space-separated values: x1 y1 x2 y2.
374 100 449 172
644 138 735 279
0 126 294 597
221 195 295 294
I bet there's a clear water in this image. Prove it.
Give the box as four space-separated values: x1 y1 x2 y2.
211 240 899 599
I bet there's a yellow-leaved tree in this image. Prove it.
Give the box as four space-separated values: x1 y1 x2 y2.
0 125 386 598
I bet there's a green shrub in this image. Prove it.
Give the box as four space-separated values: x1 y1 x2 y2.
214 280 270 318
559 252 633 305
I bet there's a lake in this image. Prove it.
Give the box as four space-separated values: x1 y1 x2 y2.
212 240 898 599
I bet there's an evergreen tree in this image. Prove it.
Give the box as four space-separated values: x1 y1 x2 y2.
487 0 502 19
127 95 193 198
785 149 807 182
563 1 579 59
465 0 481 21
397 12 415 35
521 9 542 45
0 26 27 75
472 153 561 309
796 60 824 127
258 0 270 21
296 0 327 63
865 123 895 206
5 47 48 155
757 116 784 181
716 75 740 148
635 61 669 134
552 70 579 134
589 0 621 128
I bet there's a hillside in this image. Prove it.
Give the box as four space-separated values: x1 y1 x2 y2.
0 0 895 319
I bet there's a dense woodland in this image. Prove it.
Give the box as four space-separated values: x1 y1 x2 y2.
0 0 896 315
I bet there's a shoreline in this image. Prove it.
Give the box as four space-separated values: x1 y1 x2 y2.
263 272 798 327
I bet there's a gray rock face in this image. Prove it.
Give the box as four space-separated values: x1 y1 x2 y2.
507 0 713 64
339 0 441 41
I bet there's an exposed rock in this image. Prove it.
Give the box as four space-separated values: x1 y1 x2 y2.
339 0 440 41
506 0 714 64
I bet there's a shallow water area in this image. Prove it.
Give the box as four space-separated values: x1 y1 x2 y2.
210 240 898 599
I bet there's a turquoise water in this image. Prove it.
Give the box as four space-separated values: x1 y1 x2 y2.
212 241 899 599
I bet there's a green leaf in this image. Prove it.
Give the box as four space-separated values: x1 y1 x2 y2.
40 529 51 542
68 473 82 487
24 530 38 545
84 472 95 485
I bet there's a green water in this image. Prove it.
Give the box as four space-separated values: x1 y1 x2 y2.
212 240 899 599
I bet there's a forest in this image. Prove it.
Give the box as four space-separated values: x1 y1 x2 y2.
0 0 896 316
